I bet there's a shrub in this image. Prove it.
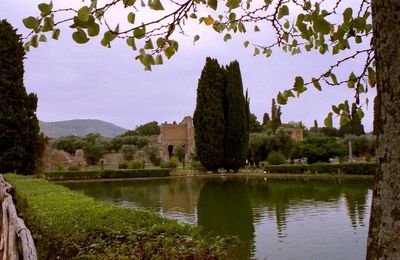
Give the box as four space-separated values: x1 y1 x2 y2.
5 174 235 259
127 160 144 169
40 169 171 181
264 162 376 175
191 160 206 173
118 161 128 169
66 164 80 171
55 163 64 172
144 144 162 166
160 157 179 169
120 144 137 160
267 151 286 165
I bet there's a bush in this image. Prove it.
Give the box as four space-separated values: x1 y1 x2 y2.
66 164 80 171
267 151 287 165
118 161 128 169
127 160 144 169
55 163 64 172
5 174 235 259
40 169 171 181
120 144 137 160
191 160 206 173
160 157 179 169
264 162 376 175
144 144 162 166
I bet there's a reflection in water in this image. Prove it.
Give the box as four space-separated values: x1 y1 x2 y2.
198 178 254 259
64 177 372 259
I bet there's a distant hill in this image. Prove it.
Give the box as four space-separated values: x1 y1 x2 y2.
39 119 128 138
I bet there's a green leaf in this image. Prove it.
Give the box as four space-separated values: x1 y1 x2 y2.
283 89 294 99
226 0 240 10
293 76 305 95
264 48 272 57
278 5 289 19
142 54 155 66
340 113 350 126
229 12 236 22
223 33 232 42
254 25 260 32
155 54 163 65
123 0 136 6
78 6 91 22
39 34 47 42
128 12 136 24
356 108 364 119
42 17 54 32
149 0 164 10
343 8 353 23
163 47 175 59
312 78 321 91
324 112 333 128
126 37 137 50
38 2 52 16
170 40 179 51
23 16 39 30
347 72 357 88
283 20 290 29
277 92 287 105
357 83 365 93
243 41 249 48
30 35 39 48
238 22 246 33
332 105 340 114
133 26 146 39
207 0 218 10
303 1 311 11
190 13 197 19
313 17 331 35
156 37 165 47
330 73 338 85
253 47 260 56
52 28 60 40
355 36 362 44
72 28 89 44
101 31 116 47
193 35 200 43
368 67 376 87
144 39 154 49
88 23 100 37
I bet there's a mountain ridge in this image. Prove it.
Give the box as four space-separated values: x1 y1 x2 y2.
39 119 128 138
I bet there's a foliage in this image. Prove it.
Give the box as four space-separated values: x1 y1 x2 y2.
66 164 80 171
160 157 179 169
127 160 144 169
118 161 128 169
111 135 149 151
40 169 170 180
5 174 235 259
134 121 160 136
249 113 262 133
264 162 376 175
248 128 294 165
191 160 206 173
0 20 45 175
267 151 287 165
120 144 137 160
270 98 282 132
144 144 162 166
53 135 85 154
339 101 365 136
292 137 347 164
83 140 106 165
342 134 376 157
174 145 185 162
223 61 249 172
55 163 64 172
193 57 225 172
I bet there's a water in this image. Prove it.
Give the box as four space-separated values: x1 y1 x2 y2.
64 176 372 259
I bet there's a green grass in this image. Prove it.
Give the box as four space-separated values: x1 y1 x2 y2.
6 174 236 259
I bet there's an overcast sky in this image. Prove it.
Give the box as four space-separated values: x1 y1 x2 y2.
1 1 375 131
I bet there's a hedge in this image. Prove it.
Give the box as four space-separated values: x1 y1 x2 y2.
264 162 376 175
39 169 171 181
5 174 236 259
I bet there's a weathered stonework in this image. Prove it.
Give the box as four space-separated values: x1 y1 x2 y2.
158 116 195 160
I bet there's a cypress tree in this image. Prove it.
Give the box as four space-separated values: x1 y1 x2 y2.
222 61 249 172
270 98 282 132
0 20 44 175
350 103 365 136
193 57 225 172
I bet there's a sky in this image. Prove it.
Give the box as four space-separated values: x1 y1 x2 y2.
0 1 376 131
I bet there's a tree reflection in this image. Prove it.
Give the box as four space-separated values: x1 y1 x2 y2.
197 178 255 260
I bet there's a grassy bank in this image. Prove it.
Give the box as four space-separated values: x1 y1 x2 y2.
6 174 235 259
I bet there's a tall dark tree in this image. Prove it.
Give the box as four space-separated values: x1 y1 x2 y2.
350 103 365 136
249 113 261 133
270 98 282 132
193 57 225 172
0 20 44 175
222 61 249 172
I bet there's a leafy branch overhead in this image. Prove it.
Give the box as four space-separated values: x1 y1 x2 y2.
23 0 375 126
